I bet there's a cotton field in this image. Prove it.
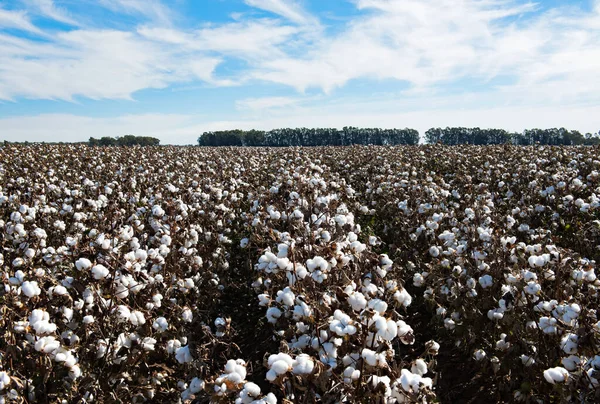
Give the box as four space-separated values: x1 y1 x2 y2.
0 144 599 403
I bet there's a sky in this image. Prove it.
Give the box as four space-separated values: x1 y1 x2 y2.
1 0 600 144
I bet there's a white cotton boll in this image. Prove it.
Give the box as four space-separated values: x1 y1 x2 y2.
75 258 92 271
182 308 193 323
361 348 378 367
258 294 271 306
0 371 10 391
473 349 486 361
63 307 73 321
141 337 157 351
82 315 94 324
276 287 295 306
21 281 41 298
292 354 314 375
266 307 282 323
539 317 558 334
560 333 578 354
270 360 291 378
343 366 360 383
376 317 398 341
394 288 412 307
69 365 82 379
543 367 569 384
478 275 493 289
91 265 109 280
35 336 60 354
321 231 331 242
152 205 165 217
368 299 388 315
175 346 192 363
520 355 535 366
444 318 456 330
429 246 440 257
561 355 581 371
347 292 367 311
189 378 204 394
129 310 146 326
167 339 182 354
411 359 428 376
413 273 425 287
153 317 168 332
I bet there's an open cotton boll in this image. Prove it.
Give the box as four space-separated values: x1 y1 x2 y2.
266 307 282 323
35 336 60 354
411 359 428 376
91 264 109 280
292 354 314 375
560 333 578 354
0 371 11 391
394 288 412 307
175 346 192 363
543 367 569 384
368 299 388 315
266 353 293 381
75 258 92 271
275 287 295 306
153 317 168 332
429 246 440 257
478 275 493 289
473 349 487 361
182 308 193 323
82 315 94 324
561 355 582 371
375 317 398 341
347 291 367 311
21 281 41 297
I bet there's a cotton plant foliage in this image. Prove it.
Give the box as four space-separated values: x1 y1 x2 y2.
0 144 599 403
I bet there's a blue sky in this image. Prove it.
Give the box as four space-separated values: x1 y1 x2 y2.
1 0 599 144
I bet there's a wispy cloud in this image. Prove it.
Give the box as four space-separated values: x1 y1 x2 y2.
23 0 79 26
98 0 173 26
0 7 44 34
244 0 316 25
235 96 301 111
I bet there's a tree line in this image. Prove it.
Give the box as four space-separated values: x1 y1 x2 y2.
425 127 600 145
88 135 160 146
197 127 600 146
197 127 420 146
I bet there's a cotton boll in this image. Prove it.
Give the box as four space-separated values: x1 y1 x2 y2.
394 288 412 307
543 367 569 384
292 354 314 375
0 371 10 391
91 264 109 280
561 355 582 371
473 349 486 361
75 258 92 271
21 281 41 298
478 275 493 289
411 359 428 376
152 317 168 332
429 246 440 257
182 308 193 323
82 315 94 324
266 307 282 323
560 333 578 354
276 287 295 306
175 346 192 363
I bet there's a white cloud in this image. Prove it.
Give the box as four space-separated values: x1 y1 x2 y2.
98 0 173 25
244 0 315 25
0 7 43 34
235 96 301 110
24 0 79 26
